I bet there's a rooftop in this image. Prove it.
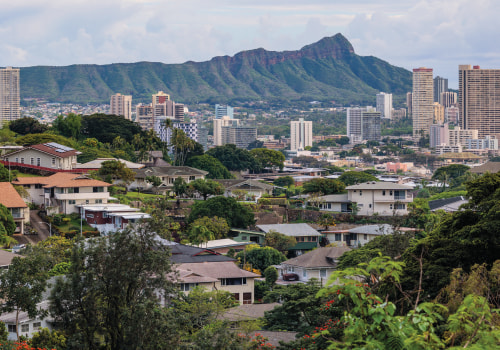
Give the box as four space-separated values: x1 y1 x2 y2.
257 223 321 237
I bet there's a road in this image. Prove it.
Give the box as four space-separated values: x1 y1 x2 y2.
13 210 50 246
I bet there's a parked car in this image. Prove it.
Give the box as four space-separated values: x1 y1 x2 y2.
283 273 299 281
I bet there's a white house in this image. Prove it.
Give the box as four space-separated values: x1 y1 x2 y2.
0 301 52 341
2 142 80 170
130 166 207 192
12 173 111 214
0 182 29 234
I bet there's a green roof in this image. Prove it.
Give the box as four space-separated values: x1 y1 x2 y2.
290 242 318 251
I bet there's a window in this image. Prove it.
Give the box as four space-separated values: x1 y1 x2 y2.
364 234 368 240
10 208 21 218
390 204 393 210
7 325 16 333
221 278 247 286
382 190 386 196
95 199 102 204
93 187 104 193
335 233 342 241
35 184 42 189
179 283 198 291
359 190 362 196
15 157 18 163
390 190 393 196
369 204 372 208
20 158 24 164
37 158 41 166
68 200 76 205
303 269 307 278
85 200 90 204
68 187 79 194
320 269 327 278
189 176 195 181
86 214 94 218
51 157 56 166
33 322 41 330
241 236 247 241
21 324 29 333
395 204 406 210
30 157 35 165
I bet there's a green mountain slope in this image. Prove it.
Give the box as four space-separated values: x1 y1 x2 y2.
19 33 412 104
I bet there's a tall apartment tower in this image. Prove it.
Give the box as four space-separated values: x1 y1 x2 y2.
214 116 238 146
215 104 234 119
110 93 132 120
440 91 457 107
290 118 313 151
433 76 448 103
347 107 363 144
412 68 434 137
376 92 393 119
361 111 381 141
0 67 20 126
459 65 500 139
406 92 413 115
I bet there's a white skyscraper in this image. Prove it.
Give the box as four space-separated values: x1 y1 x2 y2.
290 118 313 151
0 67 20 126
412 67 434 137
110 93 132 120
376 92 393 120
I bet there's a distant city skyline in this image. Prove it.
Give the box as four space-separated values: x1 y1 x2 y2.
1 1 499 88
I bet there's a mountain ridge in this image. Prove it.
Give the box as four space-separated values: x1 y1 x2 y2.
19 33 412 105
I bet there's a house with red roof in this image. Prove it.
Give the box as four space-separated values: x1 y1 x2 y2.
2 142 80 170
0 182 29 234
12 173 111 215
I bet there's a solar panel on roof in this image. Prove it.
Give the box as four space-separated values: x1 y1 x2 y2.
44 142 74 152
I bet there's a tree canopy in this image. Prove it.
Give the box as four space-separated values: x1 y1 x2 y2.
188 196 255 228
188 179 224 200
250 148 285 171
81 113 144 144
338 171 378 186
302 178 345 195
186 154 233 179
206 144 259 172
8 117 48 135
235 245 286 273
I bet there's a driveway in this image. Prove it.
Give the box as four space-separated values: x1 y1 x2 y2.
13 210 51 246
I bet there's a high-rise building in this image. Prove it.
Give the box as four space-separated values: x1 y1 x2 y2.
448 127 478 146
361 111 381 141
406 92 412 115
110 93 132 120
376 92 392 119
214 116 238 146
440 91 457 108
221 126 257 149
290 118 313 151
347 108 363 144
459 65 500 139
430 123 449 148
433 102 445 124
433 76 448 103
215 104 234 119
0 67 20 126
412 68 434 137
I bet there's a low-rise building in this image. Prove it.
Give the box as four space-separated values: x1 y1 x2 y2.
1 142 80 170
77 203 151 234
0 182 29 234
130 166 207 193
257 223 322 255
12 173 111 215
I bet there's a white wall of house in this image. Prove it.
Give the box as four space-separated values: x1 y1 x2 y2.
4 318 52 341
347 188 411 216
279 264 333 283
4 149 76 170
176 278 256 304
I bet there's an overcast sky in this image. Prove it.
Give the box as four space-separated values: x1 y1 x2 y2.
1 0 498 88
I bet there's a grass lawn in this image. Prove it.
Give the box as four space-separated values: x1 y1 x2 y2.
56 218 95 232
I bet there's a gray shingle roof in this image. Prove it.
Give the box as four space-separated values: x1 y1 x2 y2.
257 223 321 237
281 246 351 268
348 224 394 236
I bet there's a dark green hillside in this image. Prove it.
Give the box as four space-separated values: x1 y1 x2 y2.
19 33 412 104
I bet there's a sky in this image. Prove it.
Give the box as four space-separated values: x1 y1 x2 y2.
1 0 499 88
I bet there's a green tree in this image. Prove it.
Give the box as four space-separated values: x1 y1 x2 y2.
273 176 294 188
186 154 233 179
207 144 260 172
98 160 136 187
302 178 345 195
264 230 297 253
264 266 278 287
338 171 378 186
30 328 67 350
81 113 145 144
52 113 82 139
8 117 48 135
187 225 215 246
145 175 162 187
14 133 75 147
49 227 178 350
250 148 285 171
0 254 50 340
0 204 16 238
336 136 350 145
235 245 286 272
171 128 195 166
173 177 187 197
190 216 230 239
432 164 471 190
0 164 10 182
188 196 255 228
0 321 7 343
188 179 224 200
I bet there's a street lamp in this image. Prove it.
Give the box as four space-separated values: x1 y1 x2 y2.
38 221 51 236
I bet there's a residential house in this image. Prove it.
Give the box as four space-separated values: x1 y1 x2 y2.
313 182 414 216
230 229 266 245
256 223 322 255
324 224 418 247
1 142 80 170
470 161 500 175
214 179 275 201
175 261 260 304
73 158 145 172
0 301 52 341
12 173 111 215
167 242 260 304
0 182 29 234
0 249 22 269
78 203 151 235
277 246 351 283
130 166 208 193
